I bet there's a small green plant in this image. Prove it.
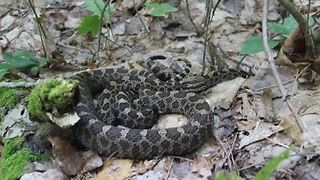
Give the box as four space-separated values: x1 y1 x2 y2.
240 15 314 55
28 0 48 57
216 146 293 180
0 64 10 79
144 3 178 17
0 50 47 79
253 146 292 180
77 0 115 36
215 171 238 180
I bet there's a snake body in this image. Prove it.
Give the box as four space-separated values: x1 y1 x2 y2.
72 68 249 159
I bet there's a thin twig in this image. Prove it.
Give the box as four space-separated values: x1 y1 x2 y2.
185 0 203 35
131 0 149 34
0 80 41 88
277 0 309 46
202 0 222 74
262 0 304 132
164 158 173 180
28 0 47 58
57 42 91 53
214 132 233 171
100 33 133 55
97 1 111 63
202 0 211 74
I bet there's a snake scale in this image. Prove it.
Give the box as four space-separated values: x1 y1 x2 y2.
71 67 249 159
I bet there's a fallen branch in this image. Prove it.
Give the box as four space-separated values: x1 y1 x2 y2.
0 80 41 88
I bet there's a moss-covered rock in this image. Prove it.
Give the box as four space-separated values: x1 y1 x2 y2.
27 78 78 121
0 87 23 110
0 137 39 180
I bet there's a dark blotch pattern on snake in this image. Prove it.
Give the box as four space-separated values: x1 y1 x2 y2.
71 68 249 159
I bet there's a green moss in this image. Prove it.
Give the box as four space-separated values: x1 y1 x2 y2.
27 78 78 121
0 137 39 180
1 137 23 159
0 87 22 110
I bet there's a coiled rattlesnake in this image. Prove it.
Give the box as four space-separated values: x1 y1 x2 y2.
72 67 249 159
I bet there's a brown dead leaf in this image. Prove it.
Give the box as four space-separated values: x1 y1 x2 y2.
206 77 246 109
245 66 297 97
125 16 146 35
234 92 258 133
0 14 20 32
48 136 83 175
27 159 61 172
280 115 304 145
296 5 318 14
310 56 320 74
134 159 159 174
134 158 174 179
191 157 213 178
279 27 315 64
149 18 166 45
177 0 208 33
80 152 103 173
94 159 134 180
238 121 283 148
275 89 320 153
258 88 275 122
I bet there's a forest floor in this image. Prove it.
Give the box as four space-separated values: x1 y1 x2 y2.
0 0 320 179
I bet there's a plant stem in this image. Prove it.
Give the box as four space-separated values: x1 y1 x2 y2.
277 0 309 46
28 0 47 58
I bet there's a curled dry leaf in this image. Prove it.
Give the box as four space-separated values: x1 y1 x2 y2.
80 153 103 173
279 89 320 153
275 26 317 75
48 136 83 175
238 121 283 149
134 159 160 174
190 157 213 178
0 103 34 139
259 88 275 122
280 115 304 145
135 158 172 179
95 159 134 180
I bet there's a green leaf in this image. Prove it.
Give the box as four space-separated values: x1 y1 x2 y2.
160 3 178 12
3 50 39 69
151 9 167 17
84 0 105 16
32 16 43 24
282 16 299 36
144 3 178 17
267 16 315 37
267 22 287 35
216 171 238 180
144 3 162 8
285 16 314 35
39 59 48 68
84 0 115 18
104 3 115 18
77 15 100 36
240 36 278 54
31 66 39 72
0 63 11 79
253 146 293 180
